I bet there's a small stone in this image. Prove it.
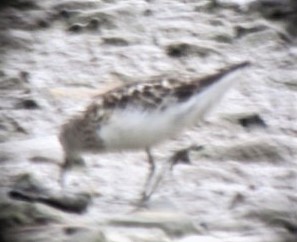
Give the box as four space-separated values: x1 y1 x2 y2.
37 19 50 28
87 18 100 30
18 99 39 109
166 43 191 58
143 9 153 16
59 9 70 18
68 24 84 33
64 226 82 235
102 37 129 46
19 71 29 82
238 114 266 129
9 189 92 214
229 192 245 209
29 156 56 163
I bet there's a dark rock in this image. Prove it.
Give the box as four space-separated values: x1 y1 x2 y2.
0 0 39 9
10 173 92 214
255 0 293 19
166 43 192 58
9 190 92 214
64 226 82 235
53 1 101 11
235 25 268 38
102 37 129 46
59 9 70 18
229 193 245 209
16 99 39 110
29 156 57 163
19 71 29 82
250 0 297 36
68 23 84 32
86 18 100 30
166 42 214 58
238 114 266 129
275 219 297 234
143 9 153 16
37 19 50 28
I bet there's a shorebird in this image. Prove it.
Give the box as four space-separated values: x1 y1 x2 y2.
59 61 250 200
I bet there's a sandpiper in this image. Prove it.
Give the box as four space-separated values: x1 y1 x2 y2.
59 61 250 199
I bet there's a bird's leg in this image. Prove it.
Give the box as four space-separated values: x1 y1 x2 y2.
59 153 85 187
143 156 171 202
141 148 156 201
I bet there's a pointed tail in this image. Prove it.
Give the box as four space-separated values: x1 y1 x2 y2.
177 61 252 125
198 61 251 90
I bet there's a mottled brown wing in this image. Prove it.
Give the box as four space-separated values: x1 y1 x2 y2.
99 80 179 110
94 61 250 110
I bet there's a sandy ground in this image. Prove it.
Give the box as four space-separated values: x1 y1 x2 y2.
1 0 297 241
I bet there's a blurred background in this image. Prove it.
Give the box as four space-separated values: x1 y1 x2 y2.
0 0 297 241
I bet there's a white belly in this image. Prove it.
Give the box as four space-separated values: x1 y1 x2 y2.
98 106 184 151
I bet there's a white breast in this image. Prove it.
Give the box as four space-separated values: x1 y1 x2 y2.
98 105 184 151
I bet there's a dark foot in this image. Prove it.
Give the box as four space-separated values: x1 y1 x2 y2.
169 145 203 169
